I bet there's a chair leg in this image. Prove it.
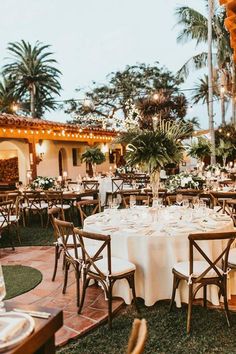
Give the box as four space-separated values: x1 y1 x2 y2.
203 285 207 307
62 261 70 294
52 244 59 281
187 284 193 334
78 277 90 314
222 280 231 327
7 225 15 251
127 274 138 312
169 274 180 311
75 263 81 307
14 222 21 244
46 214 50 229
40 213 44 228
107 286 113 329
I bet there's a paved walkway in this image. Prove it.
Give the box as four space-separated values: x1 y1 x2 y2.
1 246 123 347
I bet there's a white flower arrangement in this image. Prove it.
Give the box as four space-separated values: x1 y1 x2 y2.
205 163 228 173
166 172 204 192
30 176 55 190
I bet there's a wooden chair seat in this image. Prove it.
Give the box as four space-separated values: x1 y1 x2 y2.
74 228 137 328
90 256 136 276
173 260 223 279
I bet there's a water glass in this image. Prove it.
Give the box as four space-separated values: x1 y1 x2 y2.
176 194 183 206
0 265 6 311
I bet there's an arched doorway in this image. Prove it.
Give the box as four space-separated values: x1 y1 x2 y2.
58 148 67 176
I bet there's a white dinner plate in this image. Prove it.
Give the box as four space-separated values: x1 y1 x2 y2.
0 312 35 352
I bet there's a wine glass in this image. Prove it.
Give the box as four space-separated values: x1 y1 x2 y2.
130 195 136 209
0 265 6 311
182 198 189 209
176 194 183 206
192 196 200 209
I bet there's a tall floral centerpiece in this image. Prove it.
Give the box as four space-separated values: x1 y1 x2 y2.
117 119 192 198
81 147 106 177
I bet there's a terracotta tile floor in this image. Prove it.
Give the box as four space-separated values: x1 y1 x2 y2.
1 246 236 348
0 246 123 347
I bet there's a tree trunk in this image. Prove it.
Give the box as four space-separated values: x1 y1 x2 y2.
220 72 226 126
231 61 236 127
30 84 36 118
208 0 216 164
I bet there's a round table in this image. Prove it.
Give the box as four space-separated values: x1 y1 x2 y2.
83 206 234 307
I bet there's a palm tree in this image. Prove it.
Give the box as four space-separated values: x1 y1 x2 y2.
3 40 62 118
81 147 106 177
117 120 192 197
175 2 233 127
191 74 219 117
0 77 17 114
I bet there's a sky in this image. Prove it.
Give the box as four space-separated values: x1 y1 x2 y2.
0 0 219 129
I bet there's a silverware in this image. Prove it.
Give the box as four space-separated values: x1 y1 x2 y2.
13 308 51 319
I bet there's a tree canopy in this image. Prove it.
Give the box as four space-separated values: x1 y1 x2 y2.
2 40 62 117
64 62 188 130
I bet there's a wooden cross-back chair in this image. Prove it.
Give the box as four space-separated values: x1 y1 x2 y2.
46 191 71 227
48 207 66 281
105 178 125 205
0 199 15 249
112 178 124 193
53 218 102 307
73 228 137 328
169 231 236 333
23 191 48 227
127 318 147 354
211 192 236 213
82 180 99 191
76 199 101 226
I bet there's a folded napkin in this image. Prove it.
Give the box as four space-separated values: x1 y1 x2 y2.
0 315 26 342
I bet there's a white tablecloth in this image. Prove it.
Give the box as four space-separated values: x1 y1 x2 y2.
83 206 234 307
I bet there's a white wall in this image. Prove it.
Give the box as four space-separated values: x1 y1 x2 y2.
37 140 120 179
0 139 30 184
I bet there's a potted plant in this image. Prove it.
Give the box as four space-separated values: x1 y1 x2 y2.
81 147 106 177
117 119 192 198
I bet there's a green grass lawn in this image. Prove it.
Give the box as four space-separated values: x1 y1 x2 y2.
57 299 236 354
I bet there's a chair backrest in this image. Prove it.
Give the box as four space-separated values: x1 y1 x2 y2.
53 218 76 253
82 180 99 191
112 178 124 193
23 191 45 209
48 207 65 238
0 200 13 229
198 192 215 209
127 318 147 354
77 199 101 226
123 195 150 208
188 231 236 281
73 228 111 279
77 190 99 201
46 191 63 208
